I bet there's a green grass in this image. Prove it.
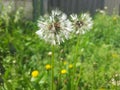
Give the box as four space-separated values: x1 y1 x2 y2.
1 8 120 90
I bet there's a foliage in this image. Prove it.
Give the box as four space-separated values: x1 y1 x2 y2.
1 3 120 90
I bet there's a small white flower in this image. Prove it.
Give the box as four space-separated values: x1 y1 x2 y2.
36 10 73 45
70 13 93 35
48 51 52 56
111 73 120 86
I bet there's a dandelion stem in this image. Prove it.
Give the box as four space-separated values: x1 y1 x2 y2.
72 36 80 90
51 45 55 90
116 80 118 90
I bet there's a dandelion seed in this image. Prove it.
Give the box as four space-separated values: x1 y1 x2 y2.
61 69 67 74
36 9 73 45
45 64 51 70
70 13 93 34
31 70 39 78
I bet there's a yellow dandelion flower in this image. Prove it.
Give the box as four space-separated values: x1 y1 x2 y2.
31 70 39 78
45 64 51 70
63 61 67 65
113 16 117 21
99 88 105 90
69 64 73 69
61 69 67 74
112 53 119 58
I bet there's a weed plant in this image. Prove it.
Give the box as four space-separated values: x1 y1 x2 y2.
0 3 120 90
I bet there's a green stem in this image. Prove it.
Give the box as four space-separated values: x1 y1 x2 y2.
116 80 117 90
72 36 80 90
74 37 80 74
58 73 61 90
76 66 82 90
93 70 96 89
51 45 55 90
47 70 50 90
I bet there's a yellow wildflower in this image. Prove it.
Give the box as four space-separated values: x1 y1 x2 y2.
31 70 39 78
113 16 117 21
99 88 105 90
63 61 67 65
69 64 73 69
61 69 67 74
112 53 119 58
45 64 51 70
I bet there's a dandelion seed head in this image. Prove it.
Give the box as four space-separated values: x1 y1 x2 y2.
70 13 93 35
36 10 73 45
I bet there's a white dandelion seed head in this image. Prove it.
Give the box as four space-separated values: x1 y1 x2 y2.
70 13 93 35
36 10 73 45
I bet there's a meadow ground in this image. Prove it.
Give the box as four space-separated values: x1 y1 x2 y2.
0 7 120 90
